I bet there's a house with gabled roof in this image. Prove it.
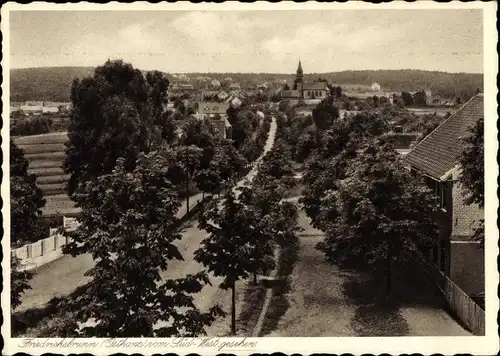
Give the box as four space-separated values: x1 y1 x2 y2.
196 102 232 139
404 93 484 301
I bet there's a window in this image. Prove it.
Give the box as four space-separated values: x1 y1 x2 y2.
441 182 448 210
307 91 311 97
434 180 447 210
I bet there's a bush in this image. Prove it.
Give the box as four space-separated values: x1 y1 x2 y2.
12 283 89 337
11 117 54 136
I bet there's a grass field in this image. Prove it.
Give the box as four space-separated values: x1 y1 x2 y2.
27 160 63 169
23 151 65 161
42 198 78 217
36 175 69 185
21 143 66 155
13 132 73 217
14 131 68 145
30 167 65 177
38 183 66 196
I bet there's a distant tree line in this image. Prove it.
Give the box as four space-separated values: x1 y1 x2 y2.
11 68 482 102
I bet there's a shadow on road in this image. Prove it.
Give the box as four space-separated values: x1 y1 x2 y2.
342 272 410 336
341 262 452 336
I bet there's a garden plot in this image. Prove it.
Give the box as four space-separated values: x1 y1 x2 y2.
14 131 68 145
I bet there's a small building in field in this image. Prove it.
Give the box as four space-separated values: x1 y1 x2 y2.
403 93 484 302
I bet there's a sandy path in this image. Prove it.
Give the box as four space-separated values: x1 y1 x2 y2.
267 210 471 336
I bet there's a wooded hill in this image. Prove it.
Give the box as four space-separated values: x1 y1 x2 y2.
11 67 482 102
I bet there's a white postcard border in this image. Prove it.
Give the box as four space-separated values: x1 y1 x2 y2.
1 1 498 355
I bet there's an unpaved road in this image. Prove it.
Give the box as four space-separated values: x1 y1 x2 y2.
265 209 472 336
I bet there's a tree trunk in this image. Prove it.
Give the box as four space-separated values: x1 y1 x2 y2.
202 191 205 200
186 178 190 213
231 280 236 335
253 271 257 285
386 241 392 296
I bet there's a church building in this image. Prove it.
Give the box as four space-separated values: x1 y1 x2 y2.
281 60 330 100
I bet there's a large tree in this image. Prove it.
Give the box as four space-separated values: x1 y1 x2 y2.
11 256 32 311
317 140 439 295
227 107 253 150
257 138 294 182
312 96 340 131
145 70 173 143
179 119 218 163
172 145 203 213
401 91 414 107
459 118 484 247
301 112 389 229
64 60 169 196
62 149 222 336
195 192 257 335
413 90 428 107
295 127 317 163
10 140 46 244
239 178 299 283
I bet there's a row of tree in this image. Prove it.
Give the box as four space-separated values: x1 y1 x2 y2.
11 59 285 337
279 97 438 294
55 104 293 336
279 94 484 295
400 90 428 107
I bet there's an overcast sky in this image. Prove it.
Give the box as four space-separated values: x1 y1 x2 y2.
9 10 483 73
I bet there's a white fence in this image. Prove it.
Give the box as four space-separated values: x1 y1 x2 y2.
12 233 69 271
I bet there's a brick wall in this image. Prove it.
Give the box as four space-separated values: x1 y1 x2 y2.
451 181 483 238
447 180 484 297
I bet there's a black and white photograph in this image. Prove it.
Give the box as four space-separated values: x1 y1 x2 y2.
2 2 498 355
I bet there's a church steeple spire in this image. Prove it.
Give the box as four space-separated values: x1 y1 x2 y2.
296 59 303 84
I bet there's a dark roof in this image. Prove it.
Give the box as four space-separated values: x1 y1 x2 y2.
281 90 301 98
404 94 483 180
303 82 328 90
386 133 420 149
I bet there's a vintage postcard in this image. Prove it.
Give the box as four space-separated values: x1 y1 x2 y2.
1 1 498 355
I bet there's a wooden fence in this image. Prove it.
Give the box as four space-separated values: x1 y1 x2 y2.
444 277 485 335
415 250 485 335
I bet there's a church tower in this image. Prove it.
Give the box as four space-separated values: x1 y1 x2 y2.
294 59 304 97
296 59 303 83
